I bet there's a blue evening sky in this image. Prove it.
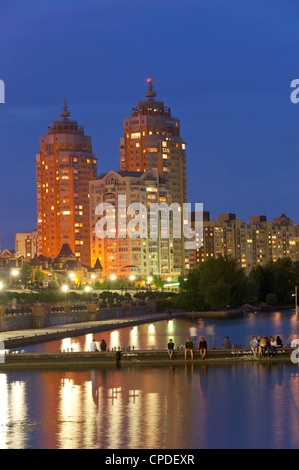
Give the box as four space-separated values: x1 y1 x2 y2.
0 0 299 249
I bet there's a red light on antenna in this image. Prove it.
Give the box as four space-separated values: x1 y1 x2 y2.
147 77 152 83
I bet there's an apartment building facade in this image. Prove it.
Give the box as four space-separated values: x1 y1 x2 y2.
119 79 188 274
89 169 180 282
189 213 299 273
36 100 97 266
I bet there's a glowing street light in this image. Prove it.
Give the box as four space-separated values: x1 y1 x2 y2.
292 286 298 340
10 269 19 287
62 284 68 300
0 281 3 290
85 286 91 293
110 274 117 281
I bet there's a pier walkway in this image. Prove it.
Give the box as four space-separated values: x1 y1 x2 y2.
0 347 294 370
0 311 183 349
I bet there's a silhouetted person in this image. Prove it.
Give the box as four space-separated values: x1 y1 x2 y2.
168 339 174 359
199 337 207 359
222 336 231 349
185 338 194 360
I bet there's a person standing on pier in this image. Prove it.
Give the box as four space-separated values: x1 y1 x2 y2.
250 336 258 358
206 324 216 349
190 325 198 349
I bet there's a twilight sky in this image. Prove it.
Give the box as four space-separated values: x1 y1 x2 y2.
0 0 299 249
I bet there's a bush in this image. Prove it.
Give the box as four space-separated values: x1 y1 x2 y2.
156 299 174 312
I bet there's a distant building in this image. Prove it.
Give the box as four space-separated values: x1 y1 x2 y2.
29 244 103 286
188 213 299 273
15 230 38 259
36 100 97 266
273 213 293 226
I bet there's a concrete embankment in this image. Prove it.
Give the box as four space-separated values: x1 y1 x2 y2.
1 312 182 350
0 347 294 370
184 309 244 318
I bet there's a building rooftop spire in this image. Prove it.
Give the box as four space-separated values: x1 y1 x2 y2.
61 98 70 118
145 77 157 99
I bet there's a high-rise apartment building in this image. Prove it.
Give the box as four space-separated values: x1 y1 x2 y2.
119 79 188 273
188 213 299 273
36 101 97 266
90 169 180 282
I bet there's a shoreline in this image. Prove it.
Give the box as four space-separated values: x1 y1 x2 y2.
1 312 183 349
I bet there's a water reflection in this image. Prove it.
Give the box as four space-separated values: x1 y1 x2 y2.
23 309 297 354
2 310 299 449
0 363 299 448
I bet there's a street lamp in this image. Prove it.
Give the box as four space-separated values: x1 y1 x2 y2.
62 284 68 301
147 276 153 291
108 274 117 291
0 281 3 290
292 286 298 339
10 269 19 287
85 285 91 293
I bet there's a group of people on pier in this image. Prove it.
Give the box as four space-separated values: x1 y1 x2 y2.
167 330 284 361
250 335 283 359
90 338 107 352
89 330 284 362
167 337 208 360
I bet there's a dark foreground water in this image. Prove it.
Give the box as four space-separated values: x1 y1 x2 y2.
1 309 299 449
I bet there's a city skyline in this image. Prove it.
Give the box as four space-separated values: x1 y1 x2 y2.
1 0 299 250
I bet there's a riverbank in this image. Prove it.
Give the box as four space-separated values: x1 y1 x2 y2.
184 309 244 318
0 312 183 349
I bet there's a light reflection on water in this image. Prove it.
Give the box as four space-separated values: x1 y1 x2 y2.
1 310 299 449
22 309 296 354
1 363 299 449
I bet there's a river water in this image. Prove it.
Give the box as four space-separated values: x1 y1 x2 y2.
1 309 299 449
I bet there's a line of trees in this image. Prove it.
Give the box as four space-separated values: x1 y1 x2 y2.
176 257 299 311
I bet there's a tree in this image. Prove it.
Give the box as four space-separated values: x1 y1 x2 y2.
266 293 278 306
50 274 59 289
152 275 164 290
244 278 259 305
20 263 33 285
178 257 247 311
250 258 295 304
205 279 231 310
34 267 45 286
